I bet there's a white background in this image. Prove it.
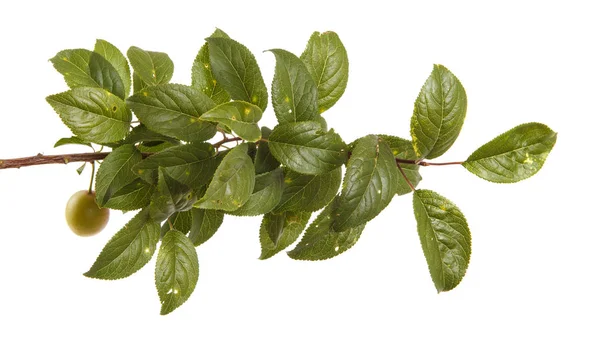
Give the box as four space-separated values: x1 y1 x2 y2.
0 0 598 342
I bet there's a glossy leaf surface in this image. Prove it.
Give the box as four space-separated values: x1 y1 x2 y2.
268 121 347 175
127 84 217 142
127 46 174 86
188 208 224 246
155 230 198 315
195 143 255 211
332 135 398 232
413 189 471 292
200 101 262 142
230 168 284 216
288 198 365 261
85 209 160 280
95 144 142 207
300 31 349 113
274 167 341 213
410 65 467 159
191 28 231 104
259 211 311 260
207 37 268 110
270 49 318 123
462 123 557 183
46 87 131 144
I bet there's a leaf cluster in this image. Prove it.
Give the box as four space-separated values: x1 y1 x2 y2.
46 30 556 314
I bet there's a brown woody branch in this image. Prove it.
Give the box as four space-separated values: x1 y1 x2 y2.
0 140 463 170
0 152 113 170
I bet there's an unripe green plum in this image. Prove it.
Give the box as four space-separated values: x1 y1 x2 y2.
65 190 109 237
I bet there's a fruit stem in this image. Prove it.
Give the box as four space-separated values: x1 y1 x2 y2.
88 162 95 194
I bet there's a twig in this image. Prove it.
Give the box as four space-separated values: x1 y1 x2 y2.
396 161 416 191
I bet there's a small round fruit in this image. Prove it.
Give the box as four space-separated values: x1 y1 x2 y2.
65 190 110 237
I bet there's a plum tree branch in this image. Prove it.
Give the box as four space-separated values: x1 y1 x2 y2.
0 152 115 169
0 137 464 170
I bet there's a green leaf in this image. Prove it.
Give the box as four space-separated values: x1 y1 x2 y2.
94 39 132 97
104 178 154 211
133 72 148 93
127 46 173 86
88 52 126 99
200 101 262 142
138 141 180 153
149 168 198 222
126 84 217 142
300 31 349 113
268 121 347 175
288 198 365 261
378 135 422 195
230 168 284 216
207 37 268 110
332 135 399 232
50 49 125 98
273 167 341 213
192 28 231 104
462 123 557 183
122 125 181 146
254 127 280 174
188 208 224 246
316 114 328 131
50 49 97 88
155 230 199 315
46 87 131 144
259 211 311 260
269 49 319 124
94 144 142 207
195 143 255 211
132 143 216 190
413 189 471 293
54 136 92 148
161 210 193 238
84 209 160 280
247 139 257 160
410 64 467 159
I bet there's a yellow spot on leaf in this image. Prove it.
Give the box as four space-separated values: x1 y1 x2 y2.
284 178 293 184
252 95 258 103
524 152 533 164
244 107 251 115
142 91 149 96
62 57 68 61
212 79 217 86
284 96 290 103
319 107 325 113
204 63 209 69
